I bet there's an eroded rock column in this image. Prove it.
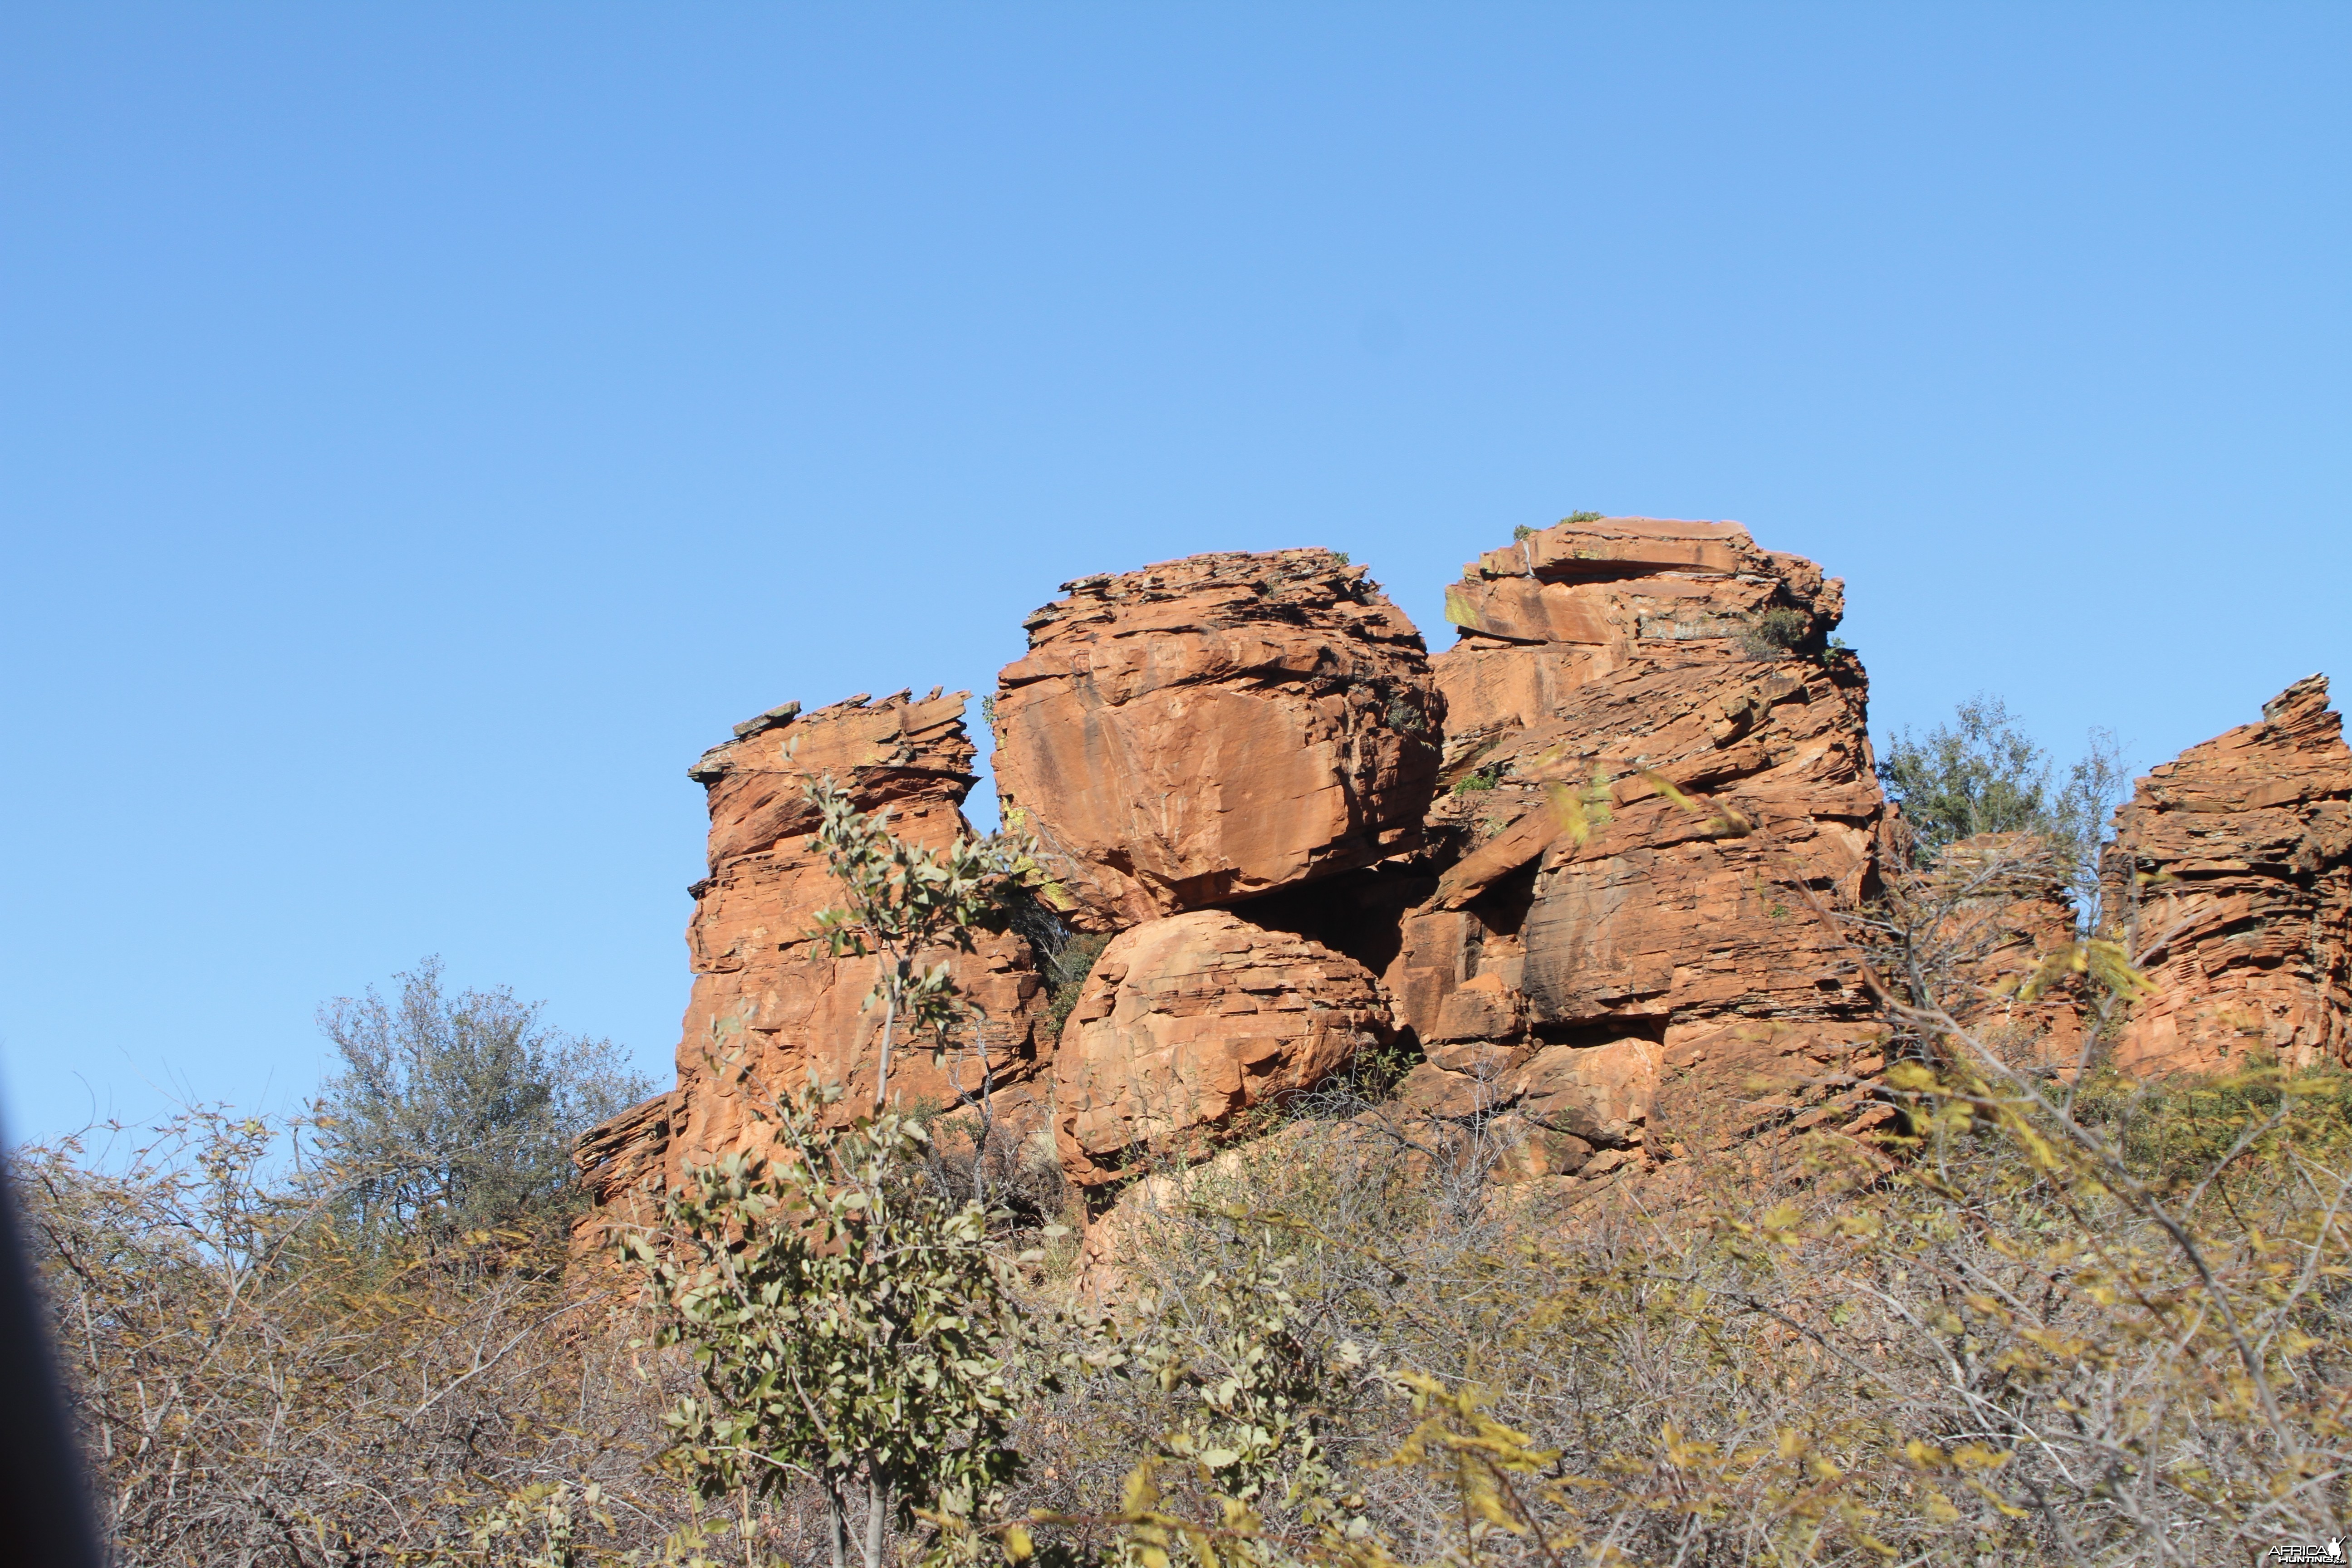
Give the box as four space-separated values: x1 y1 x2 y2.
1389 515 1891 1174
572 690 1048 1245
2102 675 2352 1074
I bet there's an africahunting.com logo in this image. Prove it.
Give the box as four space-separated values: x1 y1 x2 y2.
2269 1542 2344 1564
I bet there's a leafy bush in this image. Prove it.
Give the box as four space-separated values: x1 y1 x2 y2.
620 1081 1049 1568
1450 764 1502 795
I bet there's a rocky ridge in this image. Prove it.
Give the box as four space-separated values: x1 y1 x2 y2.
575 517 2349 1256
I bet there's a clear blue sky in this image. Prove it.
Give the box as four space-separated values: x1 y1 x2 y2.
4 5 2345 1141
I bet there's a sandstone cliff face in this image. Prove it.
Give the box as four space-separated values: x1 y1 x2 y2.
1053 911 1391 1188
1374 517 1889 1171
2102 676 2352 1075
572 690 1047 1242
993 550 1443 929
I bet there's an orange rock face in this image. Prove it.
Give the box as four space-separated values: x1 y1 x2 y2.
2103 676 2352 1075
1383 516 1890 1173
1053 910 1393 1188
572 691 1047 1242
993 550 1443 929
1436 516 1846 735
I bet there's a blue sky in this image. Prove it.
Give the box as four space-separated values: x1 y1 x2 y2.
3 5 2345 1141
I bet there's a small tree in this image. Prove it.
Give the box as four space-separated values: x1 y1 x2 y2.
807 777 1064 1132
318 956 651 1237
1878 696 2129 920
1877 695 2054 856
622 1083 1035 1568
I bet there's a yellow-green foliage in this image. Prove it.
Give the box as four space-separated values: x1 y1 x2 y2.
985 1054 2352 1567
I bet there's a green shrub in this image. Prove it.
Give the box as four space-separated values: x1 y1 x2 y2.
1734 604 1813 661
620 1082 1045 1568
1041 930 1112 1043
1450 764 1501 794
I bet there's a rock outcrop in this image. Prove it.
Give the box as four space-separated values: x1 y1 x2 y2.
1053 911 1392 1188
570 1089 682 1240
572 690 1048 1244
2102 676 2352 1074
1910 832 2088 1073
1372 516 1890 1171
992 550 1443 928
583 507 2350 1265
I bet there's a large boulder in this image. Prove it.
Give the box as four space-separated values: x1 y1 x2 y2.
2102 676 2352 1074
1052 910 1392 1189
993 550 1443 928
573 690 1048 1245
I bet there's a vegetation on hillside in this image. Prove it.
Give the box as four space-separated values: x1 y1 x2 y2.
15 713 2350 1565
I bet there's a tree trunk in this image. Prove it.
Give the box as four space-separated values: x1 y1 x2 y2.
825 1467 851 1568
861 1464 893 1568
874 975 898 1113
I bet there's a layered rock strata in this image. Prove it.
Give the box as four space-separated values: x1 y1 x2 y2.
2102 676 2352 1074
993 550 1443 929
1383 516 1891 1169
1436 515 1846 736
573 690 1047 1243
1053 910 1392 1188
584 511 2350 1264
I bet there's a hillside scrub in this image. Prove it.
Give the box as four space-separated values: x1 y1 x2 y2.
18 787 2352 1565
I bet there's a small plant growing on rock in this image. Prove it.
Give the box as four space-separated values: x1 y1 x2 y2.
1382 695 1429 735
1450 763 1502 795
1563 509 1602 523
1735 605 1812 661
808 779 1059 1113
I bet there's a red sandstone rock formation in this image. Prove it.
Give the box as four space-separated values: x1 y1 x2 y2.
571 690 1047 1244
581 511 2351 1266
570 1089 682 1240
1435 516 1845 737
992 550 1442 929
1053 910 1392 1188
1382 516 1890 1171
2102 676 2352 1075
